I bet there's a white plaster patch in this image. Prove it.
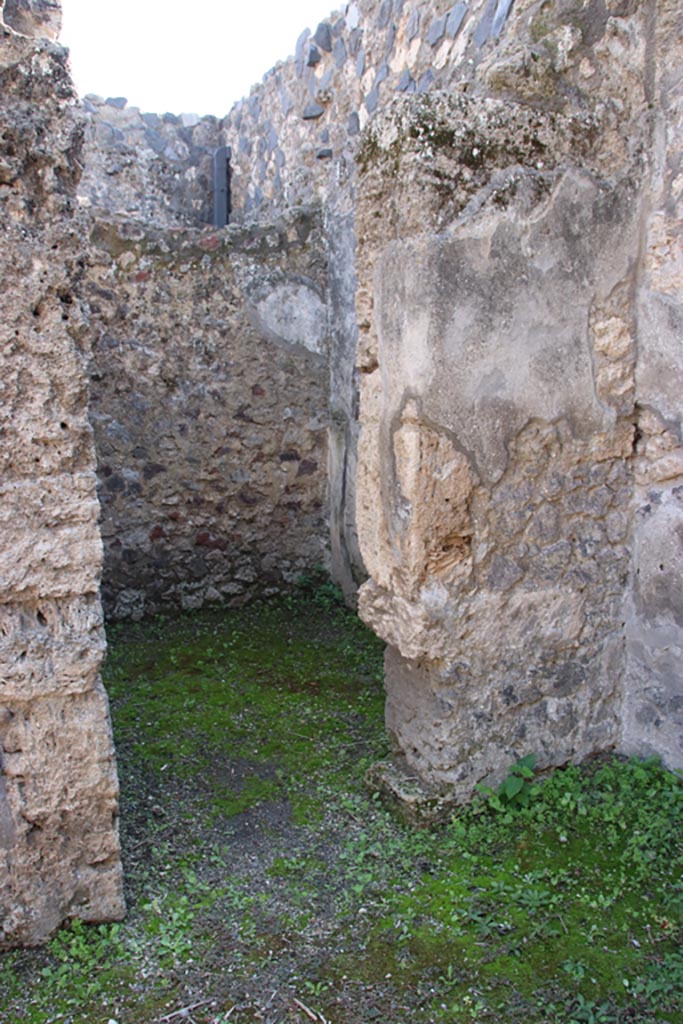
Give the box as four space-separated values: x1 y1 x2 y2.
253 281 327 354
401 310 433 392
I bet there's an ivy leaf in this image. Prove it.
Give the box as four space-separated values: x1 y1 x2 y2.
501 774 524 800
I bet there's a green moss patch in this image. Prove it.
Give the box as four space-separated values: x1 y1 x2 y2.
2 591 682 1024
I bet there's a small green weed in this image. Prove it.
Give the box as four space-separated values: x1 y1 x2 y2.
40 919 127 1005
479 753 538 812
293 564 345 610
568 994 617 1023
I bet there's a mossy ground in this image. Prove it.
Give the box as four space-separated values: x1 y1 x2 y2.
1 586 682 1024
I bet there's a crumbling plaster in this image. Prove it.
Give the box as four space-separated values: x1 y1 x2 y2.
353 0 683 796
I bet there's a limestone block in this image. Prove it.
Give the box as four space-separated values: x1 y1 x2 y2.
0 475 102 601
634 0 683 430
0 686 124 947
645 215 683 298
391 402 474 591
354 77 642 793
623 488 683 769
356 369 390 587
0 596 105 701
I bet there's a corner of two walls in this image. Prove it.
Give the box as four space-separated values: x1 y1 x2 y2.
75 60 369 616
76 0 546 618
218 0 534 604
85 213 332 620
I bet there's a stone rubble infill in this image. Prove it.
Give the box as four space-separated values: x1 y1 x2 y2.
365 758 458 826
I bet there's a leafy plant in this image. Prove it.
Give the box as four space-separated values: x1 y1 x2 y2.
479 753 537 812
568 994 617 1023
302 978 330 997
628 949 683 1008
294 565 345 610
40 919 127 1005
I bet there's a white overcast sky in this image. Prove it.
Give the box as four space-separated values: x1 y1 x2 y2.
60 0 341 117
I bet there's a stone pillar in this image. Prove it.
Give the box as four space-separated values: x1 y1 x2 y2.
354 0 653 799
622 0 683 769
0 13 124 945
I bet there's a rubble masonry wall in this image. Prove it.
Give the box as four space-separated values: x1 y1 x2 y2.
86 211 331 620
0 6 124 946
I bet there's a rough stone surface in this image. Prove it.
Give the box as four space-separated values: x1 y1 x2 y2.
73 0 682 787
86 211 330 620
353 0 683 796
623 0 683 768
3 0 682 951
212 0 661 625
77 98 223 228
365 756 457 826
0 15 123 945
2 0 60 39
223 0 508 220
75 1 543 607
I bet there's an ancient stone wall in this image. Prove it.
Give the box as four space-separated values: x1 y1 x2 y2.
224 1 517 597
354 0 683 795
78 98 223 228
0 11 123 944
219 0 565 603
0 0 681 952
78 3 527 605
75 0 682 779
224 0 517 220
77 2 519 229
85 210 330 620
